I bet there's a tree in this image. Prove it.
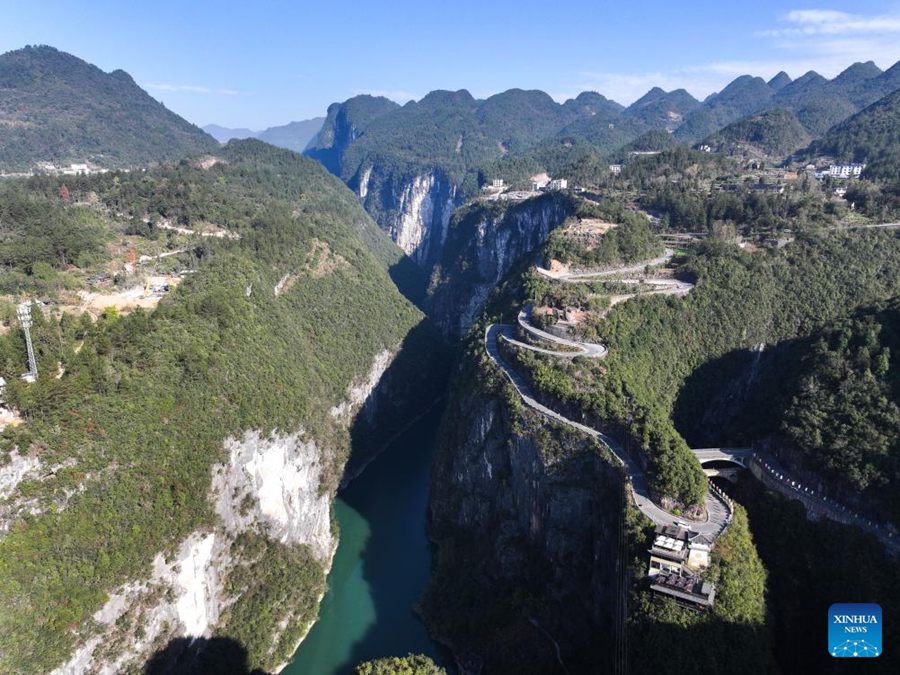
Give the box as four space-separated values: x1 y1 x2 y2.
354 654 446 675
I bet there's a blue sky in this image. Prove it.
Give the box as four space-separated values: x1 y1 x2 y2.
3 1 900 129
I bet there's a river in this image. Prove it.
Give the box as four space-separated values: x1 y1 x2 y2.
283 406 447 674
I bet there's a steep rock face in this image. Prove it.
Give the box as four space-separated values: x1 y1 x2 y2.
304 95 399 176
212 430 334 559
353 165 461 268
427 193 576 338
49 346 407 675
424 361 623 673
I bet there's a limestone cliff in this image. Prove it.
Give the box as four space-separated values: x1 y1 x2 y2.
351 164 461 268
48 346 409 675
427 193 576 339
423 349 624 674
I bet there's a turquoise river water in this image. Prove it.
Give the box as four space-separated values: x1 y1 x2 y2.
283 406 447 674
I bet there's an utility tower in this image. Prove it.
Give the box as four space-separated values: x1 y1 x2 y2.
17 301 37 382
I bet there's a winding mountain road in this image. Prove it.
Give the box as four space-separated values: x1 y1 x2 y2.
491 243 899 551
514 307 608 358
535 249 676 281
485 324 731 536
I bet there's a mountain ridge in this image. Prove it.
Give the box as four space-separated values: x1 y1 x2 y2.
0 45 217 170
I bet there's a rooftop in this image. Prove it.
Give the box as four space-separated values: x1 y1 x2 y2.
650 571 716 609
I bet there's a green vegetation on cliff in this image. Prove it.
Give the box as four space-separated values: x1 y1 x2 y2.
0 183 109 292
354 654 446 675
703 108 811 158
691 300 900 524
544 204 662 269
603 231 900 437
735 477 900 673
782 301 899 515
312 88 584 193
515 229 900 506
0 140 435 673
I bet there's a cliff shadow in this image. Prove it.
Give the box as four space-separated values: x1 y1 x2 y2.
672 338 807 447
388 255 430 310
341 317 451 482
628 611 774 675
421 384 624 674
143 636 268 675
732 476 900 675
289 403 452 674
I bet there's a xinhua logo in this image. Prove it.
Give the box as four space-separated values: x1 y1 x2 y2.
828 603 882 657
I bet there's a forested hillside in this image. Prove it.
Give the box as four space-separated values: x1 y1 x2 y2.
703 108 811 158
0 140 442 673
810 88 900 181
0 46 217 170
678 299 900 525
514 230 900 505
781 301 899 520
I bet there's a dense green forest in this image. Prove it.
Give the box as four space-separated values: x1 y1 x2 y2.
605 147 845 234
0 46 217 170
674 76 774 143
510 230 900 506
305 64 900 219
318 88 586 194
781 301 899 519
703 108 812 158
678 300 900 524
675 63 900 143
811 88 900 177
0 140 437 673
543 205 662 269
0 183 110 294
736 476 900 673
621 87 701 129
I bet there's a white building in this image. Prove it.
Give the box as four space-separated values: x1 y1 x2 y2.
608 164 622 175
491 178 505 189
61 163 91 175
548 178 568 190
648 526 712 577
828 163 865 179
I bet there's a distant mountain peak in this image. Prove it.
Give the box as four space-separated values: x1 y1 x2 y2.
419 89 475 106
835 61 883 84
794 70 826 86
0 44 216 170
768 71 792 91
631 86 668 107
563 91 625 116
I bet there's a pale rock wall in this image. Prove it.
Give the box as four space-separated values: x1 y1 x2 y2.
358 165 372 201
49 346 399 674
0 449 40 499
212 430 333 559
51 531 229 675
329 348 394 423
357 166 460 269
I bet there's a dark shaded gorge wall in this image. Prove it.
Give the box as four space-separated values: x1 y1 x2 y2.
423 348 623 674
